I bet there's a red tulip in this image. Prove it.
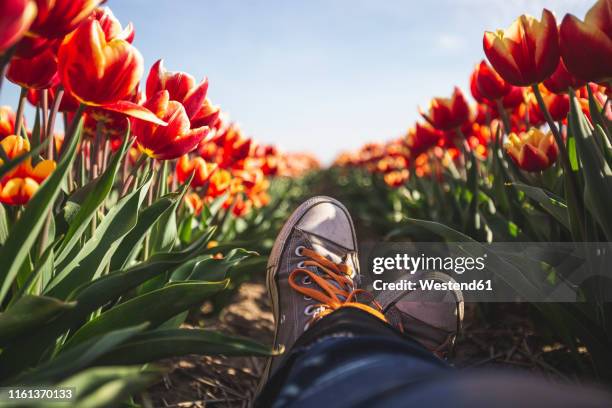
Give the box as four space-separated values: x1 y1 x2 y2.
560 0 612 82
0 106 16 141
58 17 163 124
504 128 558 172
29 0 102 39
407 122 443 156
0 0 37 53
145 59 209 122
133 90 211 160
7 47 59 89
484 9 560 86
419 87 471 131
472 60 512 101
221 126 253 166
231 195 252 217
543 59 586 94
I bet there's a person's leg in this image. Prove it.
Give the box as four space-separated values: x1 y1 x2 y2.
256 307 450 408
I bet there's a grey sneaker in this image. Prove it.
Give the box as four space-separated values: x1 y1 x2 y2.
260 196 362 385
376 271 464 357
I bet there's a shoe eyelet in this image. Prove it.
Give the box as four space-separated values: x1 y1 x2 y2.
302 276 312 285
297 261 306 268
295 246 305 256
304 304 318 316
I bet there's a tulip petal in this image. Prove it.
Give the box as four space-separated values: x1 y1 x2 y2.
521 143 550 172
0 0 37 53
183 79 209 120
104 101 167 126
146 59 165 100
153 126 210 160
585 0 612 37
560 14 612 82
483 31 524 86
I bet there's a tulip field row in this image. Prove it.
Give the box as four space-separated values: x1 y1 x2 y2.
0 1 319 406
0 0 611 405
332 0 612 382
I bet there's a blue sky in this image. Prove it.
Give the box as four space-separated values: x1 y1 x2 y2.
1 0 592 162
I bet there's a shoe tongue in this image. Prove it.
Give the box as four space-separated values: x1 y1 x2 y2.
306 242 353 299
309 240 343 264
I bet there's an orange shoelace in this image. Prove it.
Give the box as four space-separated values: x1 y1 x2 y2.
288 247 387 324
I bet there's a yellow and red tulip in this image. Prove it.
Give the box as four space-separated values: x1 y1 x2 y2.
383 169 409 188
145 59 209 122
559 0 612 82
58 17 163 124
419 87 471 131
207 168 231 198
0 106 16 141
504 128 559 172
184 192 204 216
0 0 37 53
176 155 218 187
0 135 56 205
133 90 211 160
483 9 560 86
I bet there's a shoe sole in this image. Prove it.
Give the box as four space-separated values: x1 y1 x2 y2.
256 196 358 398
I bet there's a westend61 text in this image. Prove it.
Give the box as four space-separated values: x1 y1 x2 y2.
373 279 493 292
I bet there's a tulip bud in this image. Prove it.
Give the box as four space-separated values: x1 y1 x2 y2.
0 106 16 141
473 60 512 101
419 87 471 131
58 18 142 106
504 128 559 172
484 9 560 86
133 90 211 160
407 122 443 156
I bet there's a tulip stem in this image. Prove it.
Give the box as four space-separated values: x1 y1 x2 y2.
59 104 86 158
532 84 585 239
46 88 64 160
14 87 28 138
121 154 147 196
40 90 49 143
